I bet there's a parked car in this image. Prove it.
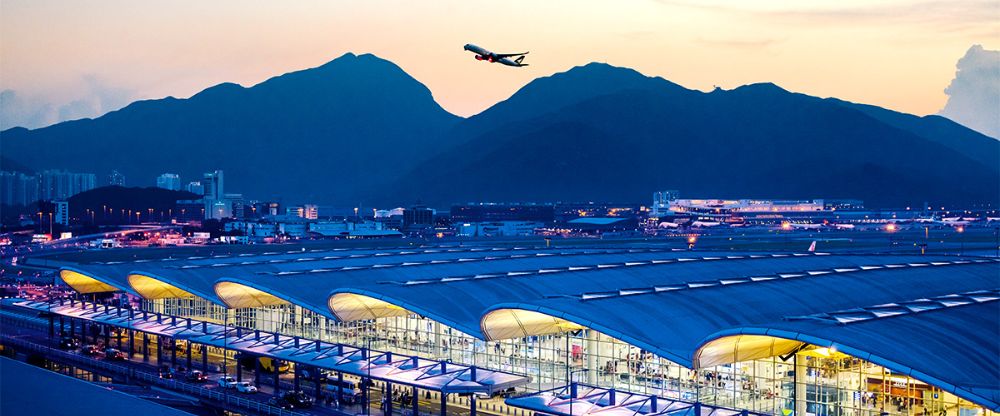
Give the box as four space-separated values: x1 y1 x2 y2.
282 390 313 408
80 344 98 355
236 381 258 394
159 365 174 379
186 370 208 382
103 348 127 361
217 376 238 389
268 396 295 410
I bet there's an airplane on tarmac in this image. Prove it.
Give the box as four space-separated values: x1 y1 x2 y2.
464 44 529 67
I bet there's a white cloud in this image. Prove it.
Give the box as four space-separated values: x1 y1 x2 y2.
939 44 1000 139
0 75 133 130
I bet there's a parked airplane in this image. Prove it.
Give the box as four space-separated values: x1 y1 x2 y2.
463 44 529 67
690 221 722 227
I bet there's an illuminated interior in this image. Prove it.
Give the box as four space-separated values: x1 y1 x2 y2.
327 293 411 321
127 274 196 299
59 269 120 294
693 334 805 368
480 308 586 340
214 281 290 308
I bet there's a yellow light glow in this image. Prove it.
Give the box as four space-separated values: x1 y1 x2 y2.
128 274 196 299
327 293 410 321
481 308 585 340
59 269 119 294
214 281 290 308
694 335 804 368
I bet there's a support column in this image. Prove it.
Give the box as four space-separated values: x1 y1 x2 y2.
412 386 418 412
253 357 260 384
386 381 393 416
142 333 149 362
201 345 208 371
586 330 598 384
440 393 447 416
128 330 135 358
48 314 54 337
294 365 300 391
155 336 163 364
69 318 76 338
170 338 177 366
470 394 477 416
186 342 192 369
237 358 244 381
103 325 110 346
314 366 322 402
273 360 281 395
794 354 807 416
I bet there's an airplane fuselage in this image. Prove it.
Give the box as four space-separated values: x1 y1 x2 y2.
464 43 528 67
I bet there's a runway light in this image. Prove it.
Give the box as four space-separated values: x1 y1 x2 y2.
956 226 964 233
886 223 898 232
781 222 792 231
687 235 698 244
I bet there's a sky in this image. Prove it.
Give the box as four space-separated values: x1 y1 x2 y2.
1 0 998 133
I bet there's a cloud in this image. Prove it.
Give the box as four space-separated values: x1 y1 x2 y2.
0 75 133 130
939 44 1000 139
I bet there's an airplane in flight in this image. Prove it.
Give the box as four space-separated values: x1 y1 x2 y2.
464 44 529 67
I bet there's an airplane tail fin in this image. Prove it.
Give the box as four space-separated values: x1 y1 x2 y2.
808 241 816 252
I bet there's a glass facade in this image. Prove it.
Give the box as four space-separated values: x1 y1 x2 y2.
141 297 993 416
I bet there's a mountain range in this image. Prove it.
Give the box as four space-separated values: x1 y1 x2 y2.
2 53 997 209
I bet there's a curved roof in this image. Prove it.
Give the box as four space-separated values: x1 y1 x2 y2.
696 299 1000 410
56 246 609 303
214 248 705 310
486 260 999 410
48 245 1000 410
329 254 956 337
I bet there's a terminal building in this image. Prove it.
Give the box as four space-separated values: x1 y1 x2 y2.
13 244 999 416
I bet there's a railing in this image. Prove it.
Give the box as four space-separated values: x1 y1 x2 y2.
0 334 307 416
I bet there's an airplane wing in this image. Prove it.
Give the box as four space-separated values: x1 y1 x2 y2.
495 51 528 58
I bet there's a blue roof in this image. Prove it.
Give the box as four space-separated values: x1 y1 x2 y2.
49 246 1000 410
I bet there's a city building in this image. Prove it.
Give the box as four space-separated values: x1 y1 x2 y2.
108 170 125 186
53 200 69 225
32 247 1000 416
403 205 435 236
554 202 644 222
451 203 555 223
185 181 204 195
651 190 680 217
224 193 245 220
456 221 544 237
0 171 40 206
665 198 869 226
155 173 181 191
38 170 96 201
403 205 434 227
251 201 281 217
202 170 225 219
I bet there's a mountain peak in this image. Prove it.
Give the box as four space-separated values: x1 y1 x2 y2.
731 82 789 94
317 52 394 69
